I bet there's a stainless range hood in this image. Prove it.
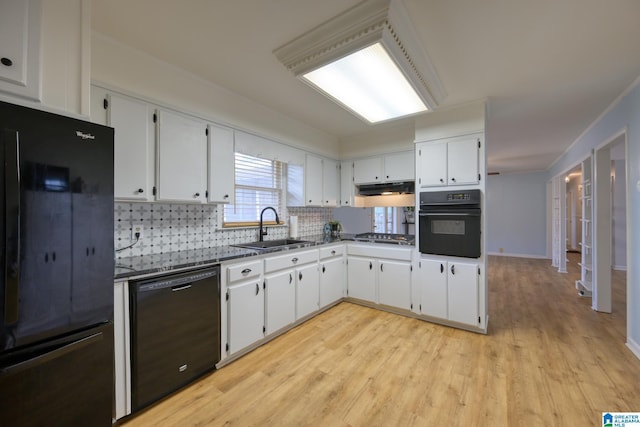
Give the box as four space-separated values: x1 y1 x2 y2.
357 181 414 196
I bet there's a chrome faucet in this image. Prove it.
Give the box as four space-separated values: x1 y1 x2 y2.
259 207 280 241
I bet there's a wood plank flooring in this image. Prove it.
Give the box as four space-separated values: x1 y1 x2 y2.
122 254 639 426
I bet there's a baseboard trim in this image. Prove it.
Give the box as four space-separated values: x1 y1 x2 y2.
487 252 549 260
627 337 640 361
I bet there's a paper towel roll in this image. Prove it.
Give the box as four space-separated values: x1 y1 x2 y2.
289 216 299 238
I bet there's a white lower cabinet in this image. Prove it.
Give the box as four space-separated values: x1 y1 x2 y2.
347 257 377 302
264 249 319 326
418 258 479 327
346 244 413 310
228 280 264 354
378 260 412 310
225 259 264 355
264 270 295 335
319 245 345 308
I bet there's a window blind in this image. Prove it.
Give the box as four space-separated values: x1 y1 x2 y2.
224 153 285 225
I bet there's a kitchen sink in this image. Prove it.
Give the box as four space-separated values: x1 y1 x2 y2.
232 239 313 250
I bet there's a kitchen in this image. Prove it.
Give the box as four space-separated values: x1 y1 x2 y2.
2 0 640 425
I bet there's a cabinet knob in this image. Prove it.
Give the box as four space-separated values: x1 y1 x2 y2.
291 257 299 263
1 57 13 67
224 194 229 199
451 177 456 182
308 199 312 203
137 188 144 193
439 178 444 183
194 192 200 197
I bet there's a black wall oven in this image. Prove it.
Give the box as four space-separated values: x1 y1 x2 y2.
419 190 481 258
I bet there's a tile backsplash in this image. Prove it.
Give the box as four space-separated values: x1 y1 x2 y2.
115 203 333 259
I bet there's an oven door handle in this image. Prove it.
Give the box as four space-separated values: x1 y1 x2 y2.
419 212 479 217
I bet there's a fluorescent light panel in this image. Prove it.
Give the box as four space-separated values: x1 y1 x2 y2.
302 43 428 123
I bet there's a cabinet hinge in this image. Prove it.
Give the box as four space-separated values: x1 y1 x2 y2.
478 267 481 275
205 190 209 198
478 316 481 325
225 343 229 352
479 174 482 182
225 290 229 301
153 113 157 123
410 303 413 310
205 127 209 136
478 138 481 149
419 304 422 311
152 186 157 196
103 98 108 110
263 326 266 334
263 281 266 289
410 265 413 272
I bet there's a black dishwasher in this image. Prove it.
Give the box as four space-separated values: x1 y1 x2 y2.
130 266 221 411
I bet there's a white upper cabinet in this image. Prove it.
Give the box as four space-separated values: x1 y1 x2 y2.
340 161 354 207
322 158 339 207
353 157 384 184
107 93 155 201
288 154 340 207
156 110 207 203
381 151 414 182
416 135 480 187
353 152 415 185
304 154 323 206
207 124 235 204
0 0 42 100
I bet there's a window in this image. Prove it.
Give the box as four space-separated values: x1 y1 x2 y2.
223 153 285 226
374 207 396 233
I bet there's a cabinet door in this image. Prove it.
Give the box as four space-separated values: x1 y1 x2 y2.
108 94 154 200
320 257 344 308
228 281 264 354
447 137 479 186
347 257 376 302
296 263 319 319
353 157 383 184
447 262 479 326
416 141 447 187
156 110 207 203
322 158 339 207
340 161 354 206
383 151 414 182
0 0 41 100
419 259 448 319
207 124 235 203
304 154 324 206
378 260 411 310
265 271 295 335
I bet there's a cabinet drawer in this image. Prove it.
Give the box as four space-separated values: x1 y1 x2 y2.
347 244 413 261
226 260 263 284
319 245 344 259
265 249 317 273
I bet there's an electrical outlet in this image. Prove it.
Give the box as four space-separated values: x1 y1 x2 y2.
132 224 144 240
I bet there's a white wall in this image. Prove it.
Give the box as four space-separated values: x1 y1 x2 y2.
91 32 340 159
486 172 548 257
548 78 640 358
339 122 415 159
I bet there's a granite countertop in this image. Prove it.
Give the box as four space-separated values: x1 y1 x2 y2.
114 235 348 280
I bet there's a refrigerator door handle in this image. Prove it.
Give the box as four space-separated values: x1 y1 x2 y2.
3 129 21 324
0 331 103 377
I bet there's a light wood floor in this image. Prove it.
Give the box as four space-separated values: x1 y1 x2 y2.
123 254 639 426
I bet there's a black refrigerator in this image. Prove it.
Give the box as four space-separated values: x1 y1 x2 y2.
0 100 114 426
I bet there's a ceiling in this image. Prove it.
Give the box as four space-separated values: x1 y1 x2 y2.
92 0 640 173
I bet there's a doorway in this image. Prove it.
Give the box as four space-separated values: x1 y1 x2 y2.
592 132 627 313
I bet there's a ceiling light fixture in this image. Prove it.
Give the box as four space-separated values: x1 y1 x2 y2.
273 0 446 124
